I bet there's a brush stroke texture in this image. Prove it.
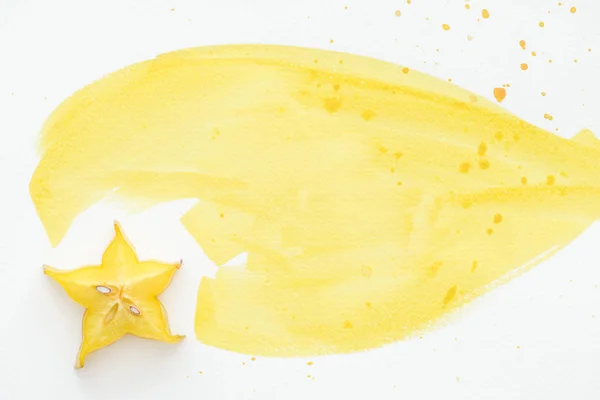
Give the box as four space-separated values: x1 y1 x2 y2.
30 45 600 356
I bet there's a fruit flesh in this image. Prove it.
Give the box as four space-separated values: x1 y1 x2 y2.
44 222 184 368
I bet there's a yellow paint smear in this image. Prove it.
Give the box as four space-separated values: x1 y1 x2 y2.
30 45 600 357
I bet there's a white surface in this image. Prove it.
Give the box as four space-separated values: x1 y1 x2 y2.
1 0 599 399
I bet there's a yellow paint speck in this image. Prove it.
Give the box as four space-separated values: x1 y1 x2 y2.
442 24 451 31
570 6 577 13
459 162 471 174
544 113 554 121
494 214 503 224
479 159 490 170
467 34 473 41
307 361 313 365
330 39 334 44
443 285 458 306
521 177 528 185
531 51 537 56
361 110 376 121
482 9 490 18
465 4 471 10
541 92 547 96
539 21 545 27
520 63 529 71
493 88 506 103
478 142 488 157
402 67 410 74
547 175 556 185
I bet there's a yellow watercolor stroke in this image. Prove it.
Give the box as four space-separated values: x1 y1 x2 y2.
30 45 600 356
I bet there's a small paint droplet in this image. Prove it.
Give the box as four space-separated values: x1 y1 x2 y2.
531 51 537 56
465 4 471 10
544 113 554 121
330 39 334 43
541 91 547 96
467 34 473 41
395 10 401 17
478 142 488 156
407 0 411 3
459 162 471 174
323 97 342 113
469 94 478 102
443 285 458 306
471 261 478 272
521 177 528 185
570 6 576 13
494 214 503 224
251 357 256 361
519 40 526 50
307 361 313 365
479 159 490 170
574 59 578 63
361 110 376 121
548 59 553 63
493 88 506 103
546 175 555 185
539 21 545 27
402 67 410 74
482 9 490 18
343 321 353 329
520 63 529 71
442 24 451 31
486 228 494 235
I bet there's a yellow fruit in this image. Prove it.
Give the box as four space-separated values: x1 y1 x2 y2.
44 222 184 368
30 45 600 357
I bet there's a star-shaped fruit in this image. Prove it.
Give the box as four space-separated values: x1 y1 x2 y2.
44 222 184 368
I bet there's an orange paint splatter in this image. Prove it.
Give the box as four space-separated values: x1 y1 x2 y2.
493 88 506 103
482 9 490 18
442 24 451 31
520 63 529 71
519 40 526 50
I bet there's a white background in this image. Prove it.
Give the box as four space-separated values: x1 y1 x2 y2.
1 0 599 399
